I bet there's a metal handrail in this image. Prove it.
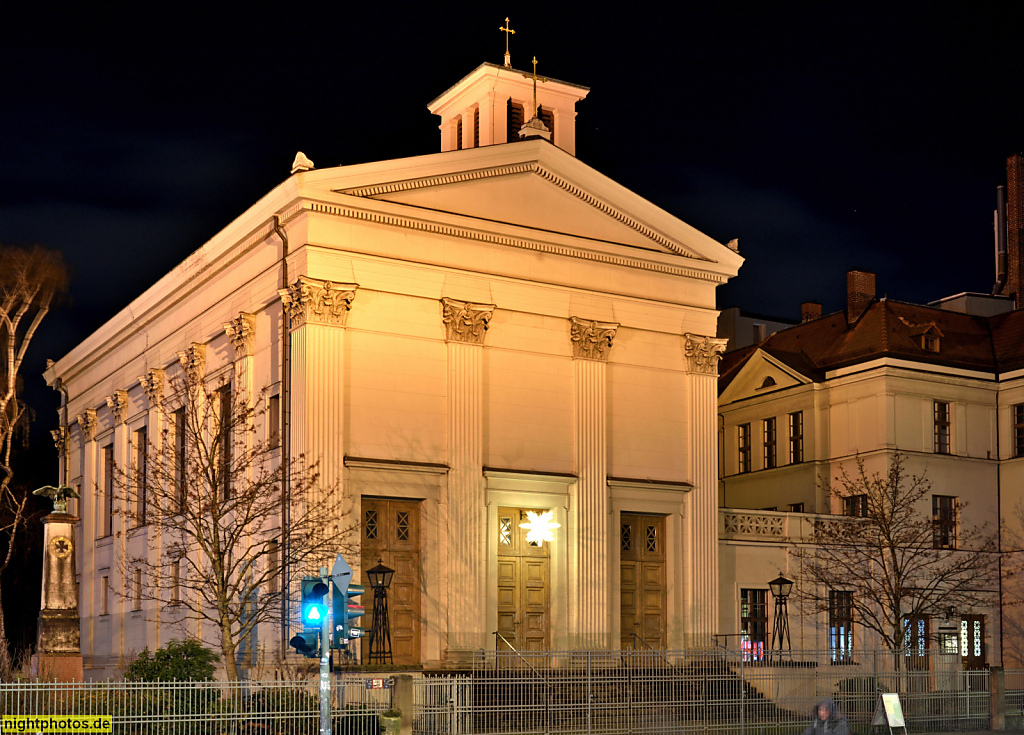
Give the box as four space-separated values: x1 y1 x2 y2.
492 631 547 682
626 632 677 669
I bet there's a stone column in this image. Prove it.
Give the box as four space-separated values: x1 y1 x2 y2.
32 507 83 680
570 316 618 649
279 278 357 534
683 333 727 646
441 298 494 662
77 409 97 662
105 389 128 662
138 368 164 647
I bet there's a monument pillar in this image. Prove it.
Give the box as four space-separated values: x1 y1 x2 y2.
32 492 83 679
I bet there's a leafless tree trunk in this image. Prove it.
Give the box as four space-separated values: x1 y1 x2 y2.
0 246 66 680
114 368 352 680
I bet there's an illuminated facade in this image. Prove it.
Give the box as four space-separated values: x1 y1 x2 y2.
47 61 742 675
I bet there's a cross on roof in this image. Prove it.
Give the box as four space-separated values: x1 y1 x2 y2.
499 17 515 67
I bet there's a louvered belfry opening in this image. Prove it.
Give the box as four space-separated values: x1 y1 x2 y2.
538 105 554 139
506 99 524 141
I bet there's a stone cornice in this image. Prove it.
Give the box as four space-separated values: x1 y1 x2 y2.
335 162 700 260
684 333 728 375
441 298 495 344
177 343 207 383
77 409 97 442
278 277 357 329
106 390 128 425
305 200 727 284
570 317 619 361
139 368 165 405
224 313 256 358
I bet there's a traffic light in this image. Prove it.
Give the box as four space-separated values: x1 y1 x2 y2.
289 631 319 658
333 583 365 647
300 576 329 630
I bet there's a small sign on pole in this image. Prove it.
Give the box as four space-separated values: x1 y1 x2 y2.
872 692 907 735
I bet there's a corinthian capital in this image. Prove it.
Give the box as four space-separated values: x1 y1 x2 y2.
139 368 165 405
569 316 619 361
51 426 67 455
224 313 257 358
684 333 728 375
441 298 495 344
77 409 97 442
106 390 129 425
278 277 357 329
177 343 207 383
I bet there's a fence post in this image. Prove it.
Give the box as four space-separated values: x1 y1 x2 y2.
393 674 414 735
990 666 1005 731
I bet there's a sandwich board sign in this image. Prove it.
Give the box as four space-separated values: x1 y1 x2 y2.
872 693 906 734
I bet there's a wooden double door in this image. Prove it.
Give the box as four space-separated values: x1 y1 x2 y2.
620 513 666 649
496 507 550 651
360 497 421 664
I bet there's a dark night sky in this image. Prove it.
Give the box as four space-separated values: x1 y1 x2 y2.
3 2 1024 417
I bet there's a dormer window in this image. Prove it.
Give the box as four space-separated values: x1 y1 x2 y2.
922 333 940 352
758 376 777 390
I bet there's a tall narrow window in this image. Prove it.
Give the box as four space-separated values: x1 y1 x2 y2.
133 568 142 611
740 589 768 661
844 494 868 517
961 615 985 669
473 108 480 147
506 99 524 140
738 423 751 473
174 407 187 513
102 445 114 537
268 394 281 450
537 105 554 139
134 427 147 526
933 495 957 549
456 117 463 150
934 400 951 454
268 540 280 595
1013 404 1024 458
763 417 777 469
100 575 110 616
789 411 804 464
171 560 181 604
829 591 854 663
218 386 232 501
904 615 930 670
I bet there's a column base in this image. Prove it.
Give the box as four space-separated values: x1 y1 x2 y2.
31 653 84 681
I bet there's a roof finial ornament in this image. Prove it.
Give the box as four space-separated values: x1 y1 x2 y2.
518 56 551 142
500 17 515 67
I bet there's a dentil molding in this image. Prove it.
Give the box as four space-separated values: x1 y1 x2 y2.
570 317 619 361
278 277 358 329
441 298 495 345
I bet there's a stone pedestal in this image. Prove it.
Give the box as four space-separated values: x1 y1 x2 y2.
32 512 83 680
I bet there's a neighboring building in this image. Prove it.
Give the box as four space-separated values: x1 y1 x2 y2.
46 59 743 676
716 267 1024 667
717 306 797 352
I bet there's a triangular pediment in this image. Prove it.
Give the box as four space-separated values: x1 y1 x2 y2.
720 349 813 405
323 141 741 267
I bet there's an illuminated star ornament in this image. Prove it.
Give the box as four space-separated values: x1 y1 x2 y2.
520 510 560 546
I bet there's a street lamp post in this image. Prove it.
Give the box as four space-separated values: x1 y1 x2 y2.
769 574 793 656
366 558 395 665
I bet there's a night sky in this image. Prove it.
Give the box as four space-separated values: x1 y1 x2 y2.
3 2 1024 416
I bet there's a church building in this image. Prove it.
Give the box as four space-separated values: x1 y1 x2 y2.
47 55 742 676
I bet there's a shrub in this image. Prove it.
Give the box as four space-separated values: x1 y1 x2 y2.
124 639 220 682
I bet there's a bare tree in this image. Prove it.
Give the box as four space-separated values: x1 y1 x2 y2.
115 368 352 681
0 245 67 679
794 453 999 659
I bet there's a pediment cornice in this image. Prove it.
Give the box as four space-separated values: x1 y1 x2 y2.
334 161 703 261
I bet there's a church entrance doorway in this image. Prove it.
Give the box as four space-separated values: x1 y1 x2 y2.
496 507 551 651
360 497 421 664
620 513 666 649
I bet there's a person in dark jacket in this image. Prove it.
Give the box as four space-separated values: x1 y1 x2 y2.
801 699 850 735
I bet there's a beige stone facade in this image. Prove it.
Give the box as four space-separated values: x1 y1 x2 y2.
47 64 742 676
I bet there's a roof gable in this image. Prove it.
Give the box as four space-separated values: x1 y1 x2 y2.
719 349 813 404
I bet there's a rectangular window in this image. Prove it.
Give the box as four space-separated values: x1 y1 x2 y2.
133 568 142 611
934 400 951 454
171 560 181 604
738 423 751 473
789 503 804 513
218 386 232 501
740 588 768 662
904 615 930 669
961 615 985 669
829 591 854 663
1013 404 1024 458
101 575 110 616
268 539 280 595
268 394 281 450
933 495 958 549
134 427 147 527
102 445 114 537
844 494 868 517
789 411 804 463
174 407 187 513
763 417 777 469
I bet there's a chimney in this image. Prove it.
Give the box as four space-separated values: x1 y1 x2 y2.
801 301 822 323
847 269 876 324
1006 154 1024 308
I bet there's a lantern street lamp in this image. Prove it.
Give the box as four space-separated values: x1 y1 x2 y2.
366 558 395 665
768 574 793 655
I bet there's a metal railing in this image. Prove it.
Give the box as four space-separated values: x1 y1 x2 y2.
0 676 391 734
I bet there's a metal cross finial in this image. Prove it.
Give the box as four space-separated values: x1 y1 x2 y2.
500 17 515 67
531 56 539 118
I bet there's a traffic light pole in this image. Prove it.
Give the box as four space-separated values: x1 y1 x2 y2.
319 566 331 735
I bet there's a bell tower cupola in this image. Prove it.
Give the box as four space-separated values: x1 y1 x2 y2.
427 21 589 155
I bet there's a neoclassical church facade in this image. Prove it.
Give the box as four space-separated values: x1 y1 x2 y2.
47 60 742 675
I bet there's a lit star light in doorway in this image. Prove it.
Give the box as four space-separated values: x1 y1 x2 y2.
520 510 560 546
